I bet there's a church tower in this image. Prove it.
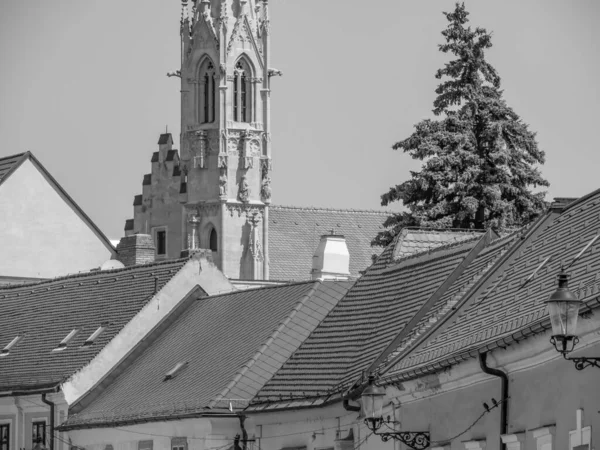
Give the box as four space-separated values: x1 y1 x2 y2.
178 0 273 279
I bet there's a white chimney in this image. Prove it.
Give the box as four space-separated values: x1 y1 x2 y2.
311 233 350 280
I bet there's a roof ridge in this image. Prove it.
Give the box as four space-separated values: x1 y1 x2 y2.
201 279 316 301
208 281 321 409
562 187 600 213
270 204 392 215
384 233 484 271
0 257 191 292
380 235 517 372
0 152 27 162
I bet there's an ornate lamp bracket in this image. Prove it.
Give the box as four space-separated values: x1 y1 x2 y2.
364 420 429 450
567 356 600 370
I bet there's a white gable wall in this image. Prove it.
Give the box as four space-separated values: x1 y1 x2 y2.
0 159 113 279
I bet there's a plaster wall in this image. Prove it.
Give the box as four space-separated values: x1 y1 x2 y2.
67 417 235 450
0 393 67 450
252 403 365 450
0 159 113 279
132 152 184 260
62 255 233 405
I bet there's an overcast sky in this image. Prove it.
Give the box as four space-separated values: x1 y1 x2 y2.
1 1 598 239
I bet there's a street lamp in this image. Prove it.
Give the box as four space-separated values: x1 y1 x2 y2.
545 272 600 370
361 376 430 450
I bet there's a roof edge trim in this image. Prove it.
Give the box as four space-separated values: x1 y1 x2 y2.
208 281 322 409
69 284 205 415
369 229 495 377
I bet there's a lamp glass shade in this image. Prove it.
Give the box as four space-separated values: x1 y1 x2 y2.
545 273 582 339
547 300 581 338
361 384 385 420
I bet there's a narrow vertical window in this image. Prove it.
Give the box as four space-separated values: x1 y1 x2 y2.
156 230 167 255
241 72 247 122
233 59 251 123
32 422 46 447
199 59 216 124
210 228 218 252
211 72 216 122
0 424 9 450
203 72 209 123
233 73 239 121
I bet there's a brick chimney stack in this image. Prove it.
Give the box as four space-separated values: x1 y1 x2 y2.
311 233 350 281
116 234 156 266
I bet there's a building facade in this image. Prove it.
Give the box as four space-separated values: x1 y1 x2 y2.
123 0 389 281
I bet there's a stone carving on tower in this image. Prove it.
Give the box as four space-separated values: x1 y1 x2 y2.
177 0 274 280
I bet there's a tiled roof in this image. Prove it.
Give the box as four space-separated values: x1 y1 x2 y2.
157 133 172 145
268 206 389 280
166 150 178 162
0 258 190 391
59 280 352 430
142 174 152 185
0 152 26 184
124 219 134 231
383 190 600 380
151 152 159 163
133 195 142 206
392 228 484 260
252 231 493 408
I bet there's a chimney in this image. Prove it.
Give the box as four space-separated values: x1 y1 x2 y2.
311 233 350 280
116 234 156 267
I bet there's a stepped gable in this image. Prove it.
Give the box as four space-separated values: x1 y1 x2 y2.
251 229 494 409
59 280 352 430
385 189 600 381
0 152 26 183
0 257 190 391
268 205 390 280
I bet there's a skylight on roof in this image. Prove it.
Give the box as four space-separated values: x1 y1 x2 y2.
80 324 107 348
164 362 188 381
0 335 23 357
52 329 79 352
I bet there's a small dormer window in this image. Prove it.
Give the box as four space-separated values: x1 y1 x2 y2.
52 329 79 352
81 324 107 347
164 362 189 381
0 335 23 357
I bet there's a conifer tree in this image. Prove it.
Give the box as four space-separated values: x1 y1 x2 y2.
373 3 549 247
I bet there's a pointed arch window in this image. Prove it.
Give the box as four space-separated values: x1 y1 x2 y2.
209 228 218 252
233 59 252 123
199 59 216 124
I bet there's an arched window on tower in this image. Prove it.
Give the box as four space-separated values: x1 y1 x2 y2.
209 228 218 252
233 59 252 123
198 59 216 124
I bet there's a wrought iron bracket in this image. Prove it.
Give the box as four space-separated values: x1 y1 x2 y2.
377 431 430 450
567 356 600 370
364 420 430 450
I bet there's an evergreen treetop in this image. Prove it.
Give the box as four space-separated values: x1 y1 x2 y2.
373 3 549 248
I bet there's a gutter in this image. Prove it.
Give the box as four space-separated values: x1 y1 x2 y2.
479 353 508 450
42 394 56 450
57 411 238 432
0 385 60 398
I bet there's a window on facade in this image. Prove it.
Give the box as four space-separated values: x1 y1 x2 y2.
233 60 252 123
0 424 9 450
171 437 187 450
32 422 46 446
199 59 216 124
138 440 153 450
156 230 167 255
209 228 218 252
